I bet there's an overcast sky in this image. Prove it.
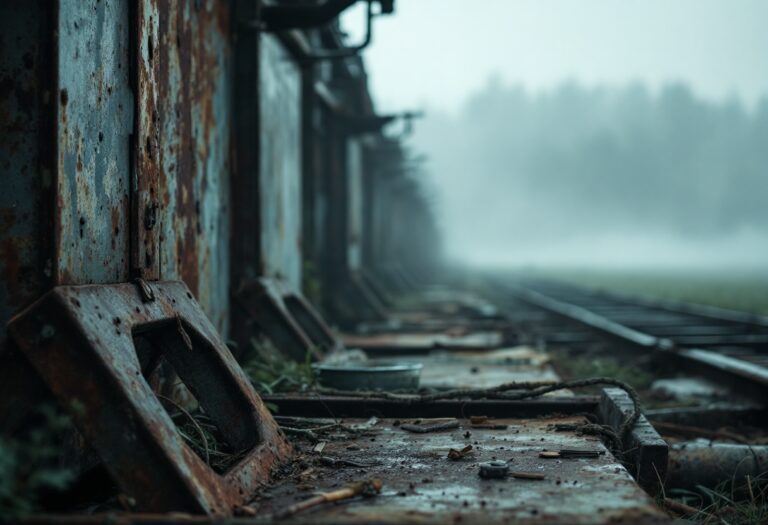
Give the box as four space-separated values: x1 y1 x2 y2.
343 0 768 113
342 1 768 269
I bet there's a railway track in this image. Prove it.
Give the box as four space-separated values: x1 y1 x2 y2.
494 277 768 403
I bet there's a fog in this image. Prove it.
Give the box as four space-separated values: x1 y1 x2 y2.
411 80 768 269
342 0 768 270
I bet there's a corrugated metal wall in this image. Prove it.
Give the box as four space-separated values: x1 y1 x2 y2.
56 0 133 286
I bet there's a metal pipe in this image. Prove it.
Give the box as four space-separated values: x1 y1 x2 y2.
260 0 360 31
303 0 375 60
666 440 768 491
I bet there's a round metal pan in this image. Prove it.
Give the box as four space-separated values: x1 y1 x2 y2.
313 360 423 391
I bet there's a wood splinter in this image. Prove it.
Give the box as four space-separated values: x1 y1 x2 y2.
276 478 383 519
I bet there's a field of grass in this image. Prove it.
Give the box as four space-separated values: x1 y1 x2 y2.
516 268 768 316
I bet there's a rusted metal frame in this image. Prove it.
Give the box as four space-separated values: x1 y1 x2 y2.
262 394 599 419
7 282 291 515
235 278 338 362
598 389 668 495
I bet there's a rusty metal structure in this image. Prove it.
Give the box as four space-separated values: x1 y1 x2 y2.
3 1 761 524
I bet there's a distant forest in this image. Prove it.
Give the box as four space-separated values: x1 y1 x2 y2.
414 80 768 246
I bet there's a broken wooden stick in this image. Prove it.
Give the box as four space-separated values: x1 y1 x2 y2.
447 444 473 460
276 479 383 519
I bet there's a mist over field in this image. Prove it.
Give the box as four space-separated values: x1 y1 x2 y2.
411 80 768 269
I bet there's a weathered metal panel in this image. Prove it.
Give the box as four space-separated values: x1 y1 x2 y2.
259 34 302 290
136 0 231 334
346 138 363 271
0 2 54 325
55 0 133 285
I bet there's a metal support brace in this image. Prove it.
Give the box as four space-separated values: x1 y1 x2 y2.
235 278 341 362
7 281 292 515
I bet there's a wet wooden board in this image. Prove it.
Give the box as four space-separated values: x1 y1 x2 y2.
252 416 668 524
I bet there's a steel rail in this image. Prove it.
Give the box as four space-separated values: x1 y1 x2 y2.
503 280 768 403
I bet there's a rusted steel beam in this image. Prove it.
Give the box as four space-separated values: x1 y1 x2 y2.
598 388 668 495
7 281 291 515
262 394 599 419
134 1 232 333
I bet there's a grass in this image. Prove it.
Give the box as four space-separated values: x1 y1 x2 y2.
665 473 768 524
241 337 316 396
553 351 655 392
517 267 768 316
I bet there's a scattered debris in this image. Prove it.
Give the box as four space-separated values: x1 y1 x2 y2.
478 460 510 479
319 456 379 468
401 420 460 433
236 505 258 516
447 445 473 460
276 478 383 519
539 451 561 459
313 442 327 454
351 416 380 431
280 426 320 443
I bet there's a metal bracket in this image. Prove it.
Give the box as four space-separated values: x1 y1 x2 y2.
235 278 341 362
7 281 291 515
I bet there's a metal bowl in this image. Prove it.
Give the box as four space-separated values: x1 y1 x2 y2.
313 360 423 391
